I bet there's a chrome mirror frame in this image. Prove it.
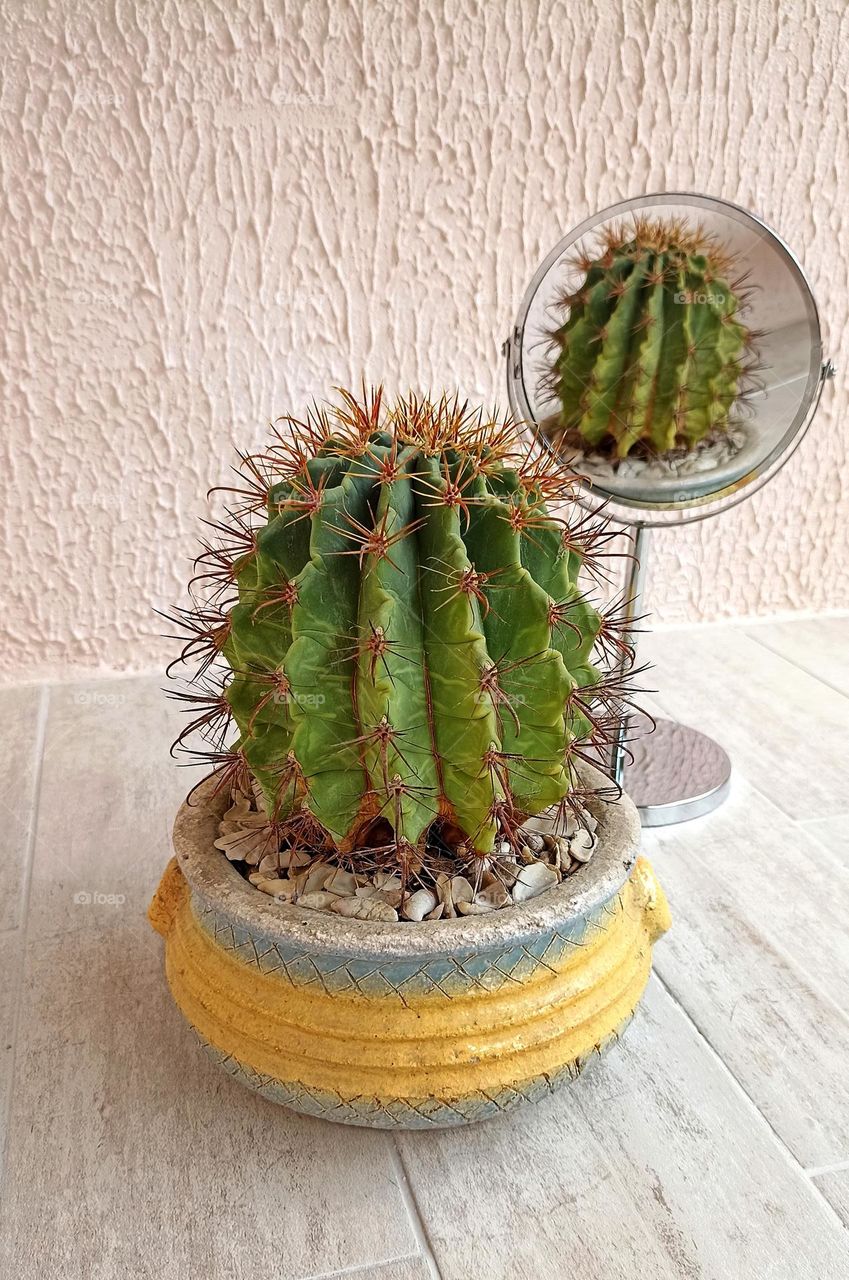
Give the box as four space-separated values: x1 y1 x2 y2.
504 192 834 824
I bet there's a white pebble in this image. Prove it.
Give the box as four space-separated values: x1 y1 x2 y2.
475 882 510 910
298 891 339 911
323 869 359 897
401 888 439 921
330 896 399 922
512 862 558 902
256 877 295 901
495 858 522 886
570 829 597 862
435 873 456 918
280 848 312 871
374 872 402 893
450 876 474 904
301 863 334 895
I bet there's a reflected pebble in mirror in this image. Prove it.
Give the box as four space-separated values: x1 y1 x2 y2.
506 193 828 523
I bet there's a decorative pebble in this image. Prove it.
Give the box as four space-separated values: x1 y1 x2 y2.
298 891 339 911
330 896 399 922
280 848 312 871
570 828 597 863
323 868 359 897
450 876 474 904
256 877 295 901
475 882 510 910
222 788 600 920
512 862 558 902
401 888 439 921
435 873 456 918
495 859 522 886
301 863 335 895
217 837 265 866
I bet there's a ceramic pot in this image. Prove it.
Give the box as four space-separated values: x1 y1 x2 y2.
149 771 670 1128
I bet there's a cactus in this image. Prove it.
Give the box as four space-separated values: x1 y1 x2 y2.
167 390 638 882
547 217 758 459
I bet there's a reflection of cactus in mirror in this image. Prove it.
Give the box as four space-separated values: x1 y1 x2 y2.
548 218 759 459
167 390 641 880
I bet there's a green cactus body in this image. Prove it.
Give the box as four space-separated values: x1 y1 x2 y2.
551 220 754 459
174 393 632 871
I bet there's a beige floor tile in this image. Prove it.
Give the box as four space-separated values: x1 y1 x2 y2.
0 920 417 1280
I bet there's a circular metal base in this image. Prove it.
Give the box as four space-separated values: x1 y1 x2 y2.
623 718 731 827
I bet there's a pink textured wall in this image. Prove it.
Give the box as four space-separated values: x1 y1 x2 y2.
1 0 847 680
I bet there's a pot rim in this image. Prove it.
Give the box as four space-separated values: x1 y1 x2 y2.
172 764 641 959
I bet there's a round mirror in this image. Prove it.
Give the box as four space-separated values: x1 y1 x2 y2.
505 193 832 826
505 192 829 526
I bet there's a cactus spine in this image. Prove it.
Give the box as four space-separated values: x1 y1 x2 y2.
549 218 757 459
169 390 636 877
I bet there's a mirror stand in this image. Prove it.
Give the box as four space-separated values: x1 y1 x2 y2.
613 525 732 827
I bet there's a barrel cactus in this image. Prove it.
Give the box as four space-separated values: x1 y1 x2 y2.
168 389 638 884
547 217 758 459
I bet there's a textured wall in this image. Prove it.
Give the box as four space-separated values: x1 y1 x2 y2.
1 0 847 680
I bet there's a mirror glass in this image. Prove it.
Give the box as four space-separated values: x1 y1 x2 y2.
507 193 824 520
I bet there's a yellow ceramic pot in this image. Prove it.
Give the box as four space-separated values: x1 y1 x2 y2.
150 773 669 1128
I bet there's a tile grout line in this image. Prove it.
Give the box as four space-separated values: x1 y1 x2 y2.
743 629 849 704
737 772 849 891
806 1158 849 1179
390 1140 443 1280
651 974 848 1230
655 908 849 1041
0 684 49 1182
291 1251 426 1280
648 812 849 1034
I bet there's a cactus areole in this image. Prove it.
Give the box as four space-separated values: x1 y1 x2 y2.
168 390 638 879
548 218 758 459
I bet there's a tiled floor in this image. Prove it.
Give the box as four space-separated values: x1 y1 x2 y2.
0 617 847 1278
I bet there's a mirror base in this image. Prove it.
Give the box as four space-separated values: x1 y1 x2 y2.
622 718 731 828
